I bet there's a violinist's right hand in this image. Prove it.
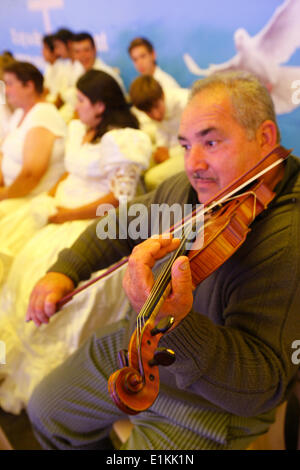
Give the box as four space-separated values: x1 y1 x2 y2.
25 272 74 327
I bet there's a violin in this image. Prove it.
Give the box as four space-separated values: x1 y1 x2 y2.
107 145 292 415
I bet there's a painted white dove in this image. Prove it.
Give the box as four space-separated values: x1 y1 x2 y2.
184 0 300 114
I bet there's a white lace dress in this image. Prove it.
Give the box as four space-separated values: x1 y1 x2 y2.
0 122 151 414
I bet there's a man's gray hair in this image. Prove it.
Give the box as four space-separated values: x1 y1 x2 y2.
190 70 280 142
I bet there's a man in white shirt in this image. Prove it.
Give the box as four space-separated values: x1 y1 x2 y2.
72 32 126 94
128 37 181 148
130 75 188 189
128 37 180 90
45 28 82 122
48 30 126 122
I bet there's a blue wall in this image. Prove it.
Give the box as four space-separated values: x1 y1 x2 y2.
0 0 299 153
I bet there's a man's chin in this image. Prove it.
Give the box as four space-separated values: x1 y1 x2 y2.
194 183 219 204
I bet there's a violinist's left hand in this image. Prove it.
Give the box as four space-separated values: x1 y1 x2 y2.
123 235 194 328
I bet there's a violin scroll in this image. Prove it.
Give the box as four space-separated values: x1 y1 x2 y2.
108 315 176 415
108 366 144 415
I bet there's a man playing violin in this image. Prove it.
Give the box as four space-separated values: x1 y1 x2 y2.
27 71 300 450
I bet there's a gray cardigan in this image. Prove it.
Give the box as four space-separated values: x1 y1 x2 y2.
49 156 300 427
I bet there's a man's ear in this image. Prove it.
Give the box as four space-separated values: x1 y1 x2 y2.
257 120 278 152
24 80 35 94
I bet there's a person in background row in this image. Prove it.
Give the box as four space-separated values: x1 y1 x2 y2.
72 32 126 95
128 37 180 90
130 75 189 189
128 37 181 147
52 28 74 61
42 34 57 69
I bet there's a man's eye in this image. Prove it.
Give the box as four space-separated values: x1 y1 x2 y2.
180 143 191 151
206 140 218 147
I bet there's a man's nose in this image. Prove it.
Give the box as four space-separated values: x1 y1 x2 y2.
186 145 209 171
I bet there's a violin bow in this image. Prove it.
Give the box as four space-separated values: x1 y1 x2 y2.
57 145 292 310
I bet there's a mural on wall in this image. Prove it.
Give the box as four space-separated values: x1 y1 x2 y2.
27 0 109 52
27 0 64 33
0 0 299 153
184 0 300 115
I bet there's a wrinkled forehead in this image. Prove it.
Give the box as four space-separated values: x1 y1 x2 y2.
179 88 234 134
188 86 233 112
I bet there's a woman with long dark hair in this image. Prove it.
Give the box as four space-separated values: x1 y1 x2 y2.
76 69 137 141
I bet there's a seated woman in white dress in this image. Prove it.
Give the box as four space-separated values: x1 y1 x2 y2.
0 69 151 414
0 61 66 216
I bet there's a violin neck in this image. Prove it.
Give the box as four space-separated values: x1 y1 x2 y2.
137 226 196 324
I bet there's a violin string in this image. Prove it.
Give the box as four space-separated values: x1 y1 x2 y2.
172 153 287 238
135 174 270 327
135 176 273 343
218 190 258 223
137 223 197 324
134 175 271 372
135 224 197 351
135 227 196 380
134 187 260 376
202 146 288 211
133 147 289 378
58 147 290 313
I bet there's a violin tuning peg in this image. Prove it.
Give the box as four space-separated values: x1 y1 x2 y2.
151 315 175 336
118 349 129 368
148 347 176 367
